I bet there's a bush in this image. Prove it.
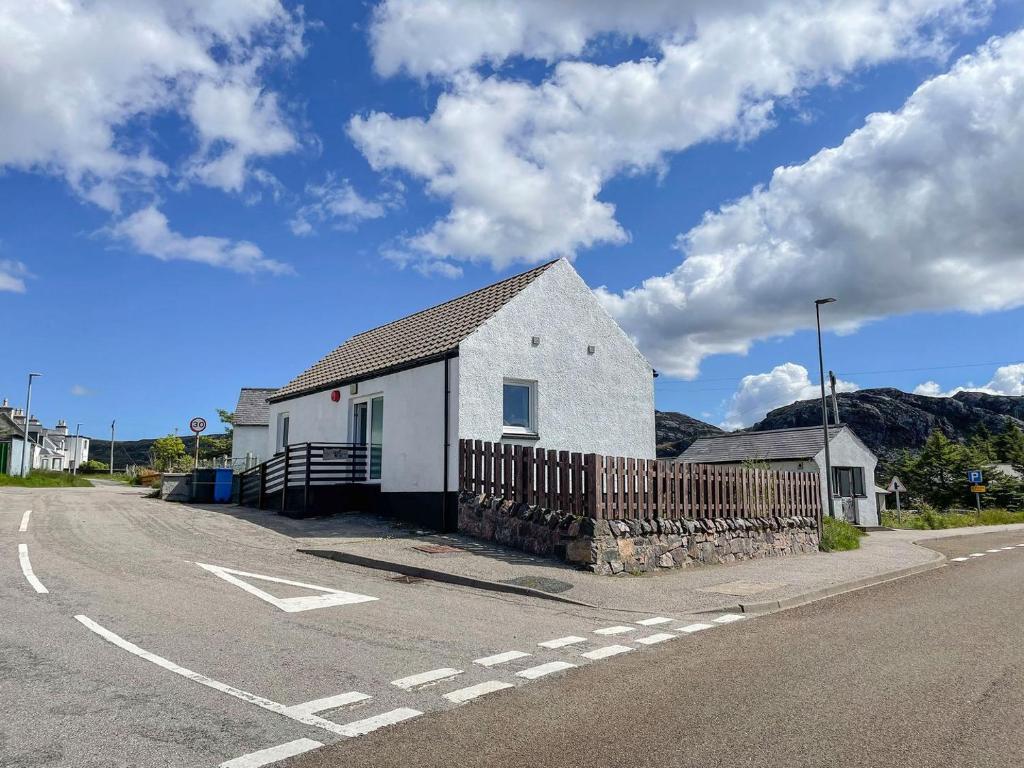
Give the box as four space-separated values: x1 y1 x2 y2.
820 516 864 552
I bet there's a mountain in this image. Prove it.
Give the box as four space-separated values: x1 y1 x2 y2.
89 433 231 468
655 411 723 457
750 388 1024 460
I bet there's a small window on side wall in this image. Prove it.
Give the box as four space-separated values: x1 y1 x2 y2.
503 379 537 437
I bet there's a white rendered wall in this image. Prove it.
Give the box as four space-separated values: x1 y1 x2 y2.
812 429 879 526
232 425 268 463
266 357 460 494
458 259 655 458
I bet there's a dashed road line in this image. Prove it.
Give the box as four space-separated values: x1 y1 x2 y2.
713 614 745 624
636 617 673 626
635 633 675 646
443 680 514 704
474 651 530 667
538 636 586 649
285 691 370 718
19 510 31 533
516 661 576 679
582 645 633 660
391 668 462 691
970 553 986 557
593 625 635 635
220 739 324 767
74 615 367 737
1000 546 1015 550
18 544 48 594
676 623 714 633
950 557 970 562
985 549 1003 553
334 708 422 737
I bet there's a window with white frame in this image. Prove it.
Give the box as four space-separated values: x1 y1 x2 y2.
276 412 290 453
502 379 537 436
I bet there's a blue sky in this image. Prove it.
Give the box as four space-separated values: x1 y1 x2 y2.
2 1 1023 440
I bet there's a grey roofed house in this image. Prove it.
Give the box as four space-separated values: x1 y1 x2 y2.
681 425 880 527
233 387 277 426
681 425 845 463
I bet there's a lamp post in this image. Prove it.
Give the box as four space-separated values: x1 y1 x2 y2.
815 299 837 522
73 423 82 475
20 372 42 477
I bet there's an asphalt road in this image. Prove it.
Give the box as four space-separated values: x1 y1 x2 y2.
2 485 720 767
286 529 1024 768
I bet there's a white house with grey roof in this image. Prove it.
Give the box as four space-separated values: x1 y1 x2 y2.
231 387 277 468
264 258 655 529
681 425 880 526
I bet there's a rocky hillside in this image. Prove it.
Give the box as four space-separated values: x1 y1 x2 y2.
89 434 231 468
750 388 1024 460
655 411 723 457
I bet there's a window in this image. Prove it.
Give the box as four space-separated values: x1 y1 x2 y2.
503 380 536 436
832 466 866 497
276 412 290 453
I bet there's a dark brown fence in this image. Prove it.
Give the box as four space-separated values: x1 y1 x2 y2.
239 442 368 513
459 439 821 521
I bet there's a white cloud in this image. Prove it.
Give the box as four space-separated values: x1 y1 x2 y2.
289 175 403 236
915 363 1024 397
353 1 984 273
0 260 29 293
600 29 1024 379
70 384 93 397
722 363 858 429
0 0 304 208
109 206 291 275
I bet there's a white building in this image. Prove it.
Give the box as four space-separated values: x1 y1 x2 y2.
265 259 655 528
681 425 880 526
231 387 276 468
0 400 88 475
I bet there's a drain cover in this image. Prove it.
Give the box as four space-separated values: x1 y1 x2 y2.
411 543 464 555
499 576 573 594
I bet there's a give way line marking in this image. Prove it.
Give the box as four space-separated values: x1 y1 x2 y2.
195 563 378 613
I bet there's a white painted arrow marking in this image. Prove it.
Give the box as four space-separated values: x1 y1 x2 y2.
196 563 378 613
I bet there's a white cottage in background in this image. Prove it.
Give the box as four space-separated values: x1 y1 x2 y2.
681 425 880 526
230 387 276 468
266 258 656 528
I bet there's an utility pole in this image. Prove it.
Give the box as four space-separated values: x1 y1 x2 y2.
110 419 116 474
20 372 42 477
828 370 841 425
73 423 81 475
815 299 837 521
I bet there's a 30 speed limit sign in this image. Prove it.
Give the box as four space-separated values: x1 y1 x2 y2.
189 417 207 434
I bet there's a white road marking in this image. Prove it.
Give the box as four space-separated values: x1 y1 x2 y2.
18 544 48 594
474 651 531 667
636 616 673 626
74 615 375 737
1016 544 1024 547
516 661 577 679
676 623 714 633
220 739 323 767
1000 547 1015 550
950 557 970 562
538 636 587 649
285 691 370 718
593 625 635 635
581 645 633 660
19 510 31 533
391 668 462 691
196 563 378 613
986 549 1003 553
635 633 676 646
970 553 986 557
335 708 422 737
443 680 514 704
713 614 745 624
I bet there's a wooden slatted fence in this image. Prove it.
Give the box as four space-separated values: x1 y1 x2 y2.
459 439 820 521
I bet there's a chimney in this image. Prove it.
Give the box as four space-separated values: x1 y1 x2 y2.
0 398 12 418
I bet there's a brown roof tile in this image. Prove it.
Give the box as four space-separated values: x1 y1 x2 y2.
271 260 558 402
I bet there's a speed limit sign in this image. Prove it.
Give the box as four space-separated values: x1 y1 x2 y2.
189 417 207 434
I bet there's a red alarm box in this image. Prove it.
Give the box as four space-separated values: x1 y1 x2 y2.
330 390 341 402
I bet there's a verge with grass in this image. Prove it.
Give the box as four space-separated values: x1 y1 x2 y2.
0 470 93 488
882 507 1024 530
820 516 864 552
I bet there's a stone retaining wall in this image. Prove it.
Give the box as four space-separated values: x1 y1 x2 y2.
458 492 820 575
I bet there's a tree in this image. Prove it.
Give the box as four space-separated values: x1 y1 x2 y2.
217 409 235 436
901 430 990 510
995 423 1024 470
150 434 189 472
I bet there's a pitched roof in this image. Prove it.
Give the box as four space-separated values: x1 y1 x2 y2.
680 425 847 463
234 388 277 426
272 260 559 402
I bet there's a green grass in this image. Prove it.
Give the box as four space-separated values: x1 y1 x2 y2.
0 470 93 488
820 516 864 552
882 507 1024 530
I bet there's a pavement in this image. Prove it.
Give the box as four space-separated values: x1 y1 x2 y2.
4 484 1024 767
287 528 1024 768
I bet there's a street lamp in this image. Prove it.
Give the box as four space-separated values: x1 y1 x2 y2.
73 422 82 475
815 299 837 522
20 372 42 477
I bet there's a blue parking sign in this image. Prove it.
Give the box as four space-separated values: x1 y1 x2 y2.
968 469 983 484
